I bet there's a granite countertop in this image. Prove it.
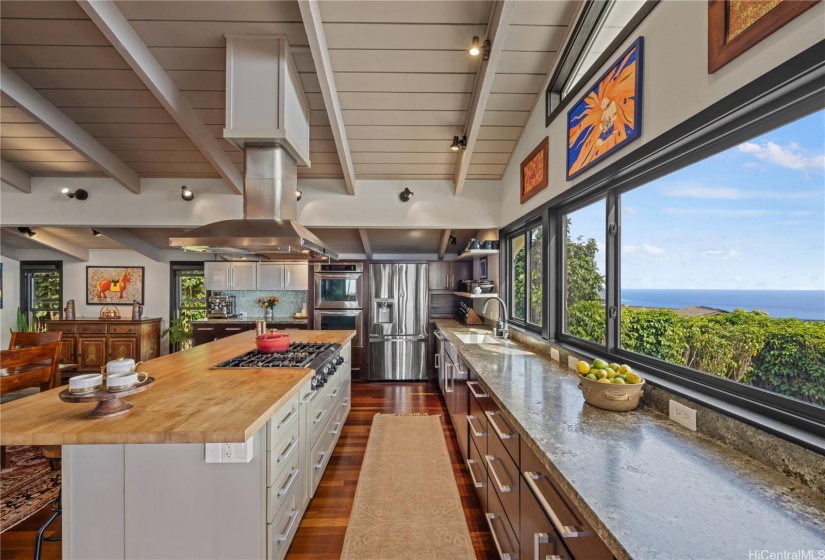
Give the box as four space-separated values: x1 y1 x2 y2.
434 319 825 560
192 316 308 324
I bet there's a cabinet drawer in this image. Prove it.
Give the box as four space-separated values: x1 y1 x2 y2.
220 325 250 335
487 426 520 536
267 470 302 560
48 324 76 333
78 324 107 334
467 436 488 514
310 419 337 496
521 440 612 560
267 418 300 488
485 480 520 560
484 407 519 466
109 325 137 334
267 442 301 523
267 393 300 451
520 476 573 560
307 388 333 446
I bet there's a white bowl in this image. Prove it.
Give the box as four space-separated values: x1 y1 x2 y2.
106 371 149 392
69 374 103 394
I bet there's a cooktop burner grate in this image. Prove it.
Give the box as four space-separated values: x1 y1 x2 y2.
213 342 335 369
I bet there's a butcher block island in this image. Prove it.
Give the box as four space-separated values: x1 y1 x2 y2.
0 330 355 560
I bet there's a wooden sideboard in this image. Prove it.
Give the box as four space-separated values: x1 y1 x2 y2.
46 318 161 373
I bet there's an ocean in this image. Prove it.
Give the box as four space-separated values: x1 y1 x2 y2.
620 289 825 321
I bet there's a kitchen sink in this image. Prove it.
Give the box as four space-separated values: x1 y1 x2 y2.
455 333 502 345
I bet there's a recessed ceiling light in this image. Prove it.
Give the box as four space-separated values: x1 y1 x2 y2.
181 185 195 201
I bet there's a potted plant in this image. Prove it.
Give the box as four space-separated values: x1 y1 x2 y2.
163 318 193 352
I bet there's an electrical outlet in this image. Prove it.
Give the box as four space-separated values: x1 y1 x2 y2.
205 436 254 463
669 400 697 431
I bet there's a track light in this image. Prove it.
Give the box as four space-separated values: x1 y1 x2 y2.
450 135 467 151
92 228 101 237
469 36 491 60
180 185 195 201
449 235 457 245
470 36 480 56
61 187 88 200
399 187 414 203
296 189 303 202
17 227 36 238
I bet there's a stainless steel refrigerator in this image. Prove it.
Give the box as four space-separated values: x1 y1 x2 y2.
368 263 429 380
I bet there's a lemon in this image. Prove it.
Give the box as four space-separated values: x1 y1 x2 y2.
618 364 631 375
597 378 611 383
609 363 620 371
626 372 642 384
596 369 608 379
605 367 617 379
616 373 627 382
586 373 598 381
592 359 609 370
576 360 591 375
611 378 626 384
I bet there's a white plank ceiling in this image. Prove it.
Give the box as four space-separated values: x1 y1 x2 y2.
0 0 579 185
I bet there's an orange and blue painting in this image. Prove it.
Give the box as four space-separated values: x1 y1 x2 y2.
567 37 643 180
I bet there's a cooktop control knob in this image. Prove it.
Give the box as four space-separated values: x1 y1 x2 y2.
334 356 345 366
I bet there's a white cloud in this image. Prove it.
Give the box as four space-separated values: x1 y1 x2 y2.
700 249 742 260
738 141 825 173
623 207 638 216
661 181 821 200
623 243 666 258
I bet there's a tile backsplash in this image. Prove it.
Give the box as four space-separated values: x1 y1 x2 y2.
227 290 307 317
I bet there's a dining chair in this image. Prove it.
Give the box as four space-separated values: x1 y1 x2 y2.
9 331 64 387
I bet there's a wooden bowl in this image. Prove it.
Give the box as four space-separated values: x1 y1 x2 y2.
256 332 290 353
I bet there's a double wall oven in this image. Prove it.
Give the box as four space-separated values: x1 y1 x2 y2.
313 263 364 369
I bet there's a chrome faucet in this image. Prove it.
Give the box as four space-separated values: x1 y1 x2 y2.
482 297 509 339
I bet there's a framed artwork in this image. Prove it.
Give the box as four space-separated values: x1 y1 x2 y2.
86 266 144 305
479 257 488 280
566 37 644 181
708 0 820 73
520 137 549 204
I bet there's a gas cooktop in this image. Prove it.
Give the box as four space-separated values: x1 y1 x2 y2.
213 342 339 369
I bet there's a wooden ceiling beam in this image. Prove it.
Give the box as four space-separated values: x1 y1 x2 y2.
78 0 243 195
4 227 89 261
358 228 373 259
1 159 32 193
299 0 357 196
0 64 141 194
438 229 452 260
96 228 164 262
453 0 515 196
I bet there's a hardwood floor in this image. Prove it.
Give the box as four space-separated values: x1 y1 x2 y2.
286 381 496 560
0 381 494 560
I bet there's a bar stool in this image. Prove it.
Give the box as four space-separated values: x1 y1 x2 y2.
34 446 61 560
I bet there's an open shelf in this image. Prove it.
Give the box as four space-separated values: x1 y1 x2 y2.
452 292 499 299
452 249 498 261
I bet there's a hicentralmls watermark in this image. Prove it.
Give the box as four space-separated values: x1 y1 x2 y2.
748 551 825 560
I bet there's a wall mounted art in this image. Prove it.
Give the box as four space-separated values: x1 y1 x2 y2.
708 0 820 73
566 37 643 181
86 266 144 305
520 137 549 204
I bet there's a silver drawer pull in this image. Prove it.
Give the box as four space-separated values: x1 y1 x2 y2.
485 455 511 493
524 471 589 538
534 533 566 560
301 390 318 404
196 327 214 331
466 458 483 488
467 381 488 399
484 513 512 560
330 421 342 435
314 450 328 469
467 415 485 438
435 354 441 368
276 406 299 428
485 410 515 440
276 510 299 542
225 327 242 331
277 437 299 462
277 467 299 496
329 387 339 398
313 408 327 424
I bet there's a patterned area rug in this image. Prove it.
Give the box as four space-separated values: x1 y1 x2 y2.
0 446 61 532
341 414 475 560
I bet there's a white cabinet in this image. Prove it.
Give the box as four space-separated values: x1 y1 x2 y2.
205 261 257 291
257 263 309 291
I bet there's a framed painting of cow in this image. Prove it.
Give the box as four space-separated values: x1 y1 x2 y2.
86 266 145 305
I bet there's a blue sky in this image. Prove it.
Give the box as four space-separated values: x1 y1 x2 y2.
567 109 825 290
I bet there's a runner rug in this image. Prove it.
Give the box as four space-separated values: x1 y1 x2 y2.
0 446 61 532
341 413 475 560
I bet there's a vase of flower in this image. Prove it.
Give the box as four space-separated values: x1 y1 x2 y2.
257 295 280 322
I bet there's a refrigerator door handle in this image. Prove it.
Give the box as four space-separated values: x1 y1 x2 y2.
370 335 427 342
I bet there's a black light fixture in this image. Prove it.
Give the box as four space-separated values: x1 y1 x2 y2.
91 228 101 237
399 187 414 203
296 189 303 202
449 235 457 245
469 36 491 60
17 227 36 238
180 185 195 201
450 135 467 151
61 187 88 200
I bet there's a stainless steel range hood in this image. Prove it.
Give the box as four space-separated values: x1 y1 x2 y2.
169 145 338 261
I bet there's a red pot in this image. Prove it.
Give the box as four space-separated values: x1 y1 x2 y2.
256 332 290 353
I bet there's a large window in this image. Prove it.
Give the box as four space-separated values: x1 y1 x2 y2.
509 222 544 328
20 262 62 332
562 199 606 344
618 110 825 408
170 264 206 352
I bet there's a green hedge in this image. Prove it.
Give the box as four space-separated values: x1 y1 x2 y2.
567 302 825 406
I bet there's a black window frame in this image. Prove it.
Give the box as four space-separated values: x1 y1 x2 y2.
503 217 545 334
20 261 63 331
169 262 207 353
502 39 825 452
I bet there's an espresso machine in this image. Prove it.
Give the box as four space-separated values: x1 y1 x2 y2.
208 292 237 318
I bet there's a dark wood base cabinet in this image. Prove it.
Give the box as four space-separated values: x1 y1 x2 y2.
192 322 308 347
46 318 161 372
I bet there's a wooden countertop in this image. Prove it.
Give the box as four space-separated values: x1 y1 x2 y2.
0 330 355 446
